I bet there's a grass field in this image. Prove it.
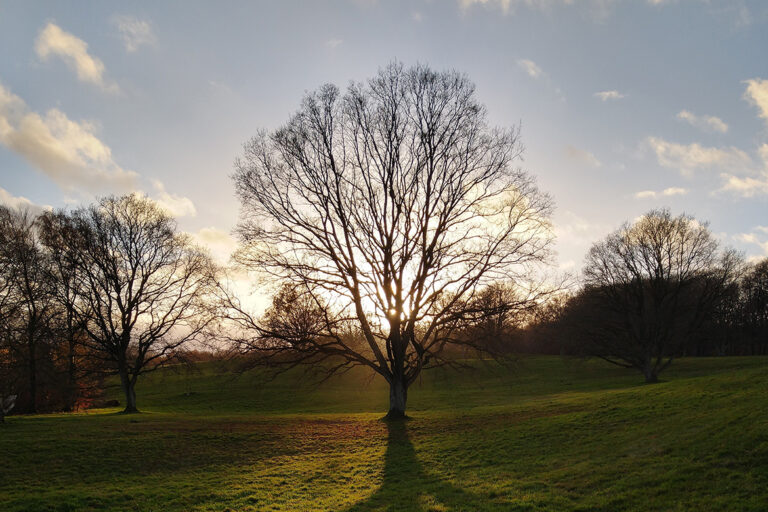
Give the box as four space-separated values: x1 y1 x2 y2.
1 356 767 511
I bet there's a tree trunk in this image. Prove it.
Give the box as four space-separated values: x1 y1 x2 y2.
642 365 658 384
65 335 77 412
119 367 138 414
385 375 408 420
27 329 37 414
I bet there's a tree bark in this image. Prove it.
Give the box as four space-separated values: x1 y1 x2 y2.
385 375 408 420
119 366 138 413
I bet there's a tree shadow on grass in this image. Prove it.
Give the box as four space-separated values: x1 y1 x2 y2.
346 420 497 512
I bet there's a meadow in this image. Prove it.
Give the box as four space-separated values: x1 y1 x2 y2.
1 356 767 511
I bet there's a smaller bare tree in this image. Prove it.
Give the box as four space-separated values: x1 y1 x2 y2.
0 206 20 422
38 211 93 410
73 195 218 413
0 207 55 413
582 209 741 382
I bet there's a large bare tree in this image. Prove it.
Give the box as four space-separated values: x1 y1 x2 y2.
231 63 553 418
582 209 741 382
73 195 217 413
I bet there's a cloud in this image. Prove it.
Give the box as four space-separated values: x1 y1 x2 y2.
325 38 343 49
34 22 118 92
192 227 238 264
516 59 564 100
0 187 51 215
411 11 423 22
719 143 768 198
553 210 613 265
744 78 768 126
112 15 156 53
147 180 196 218
676 110 728 133
662 187 687 196
0 82 196 216
0 82 138 193
733 231 768 259
633 187 688 199
720 174 768 197
565 145 601 167
594 90 624 101
646 136 752 176
517 59 543 79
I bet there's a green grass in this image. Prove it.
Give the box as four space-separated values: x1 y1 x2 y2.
1 356 767 511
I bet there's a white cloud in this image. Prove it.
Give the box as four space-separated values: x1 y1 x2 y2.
720 174 768 197
517 59 543 79
676 110 728 133
565 145 601 167
0 82 196 216
733 231 768 258
662 187 687 196
325 38 343 49
112 15 156 53
0 187 51 215
553 210 613 267
0 82 138 193
594 90 624 101
34 22 118 92
411 11 423 22
192 227 238 264
719 143 768 198
646 136 752 177
148 180 196 218
635 187 688 199
744 78 768 126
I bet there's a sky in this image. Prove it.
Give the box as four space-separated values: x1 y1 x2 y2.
1 0 767 289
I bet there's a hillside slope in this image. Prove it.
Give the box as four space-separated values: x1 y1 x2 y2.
1 357 767 511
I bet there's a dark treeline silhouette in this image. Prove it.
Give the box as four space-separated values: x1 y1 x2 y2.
525 210 766 382
0 195 217 416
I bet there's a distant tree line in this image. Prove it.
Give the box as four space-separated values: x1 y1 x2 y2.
479 210 767 382
0 195 217 417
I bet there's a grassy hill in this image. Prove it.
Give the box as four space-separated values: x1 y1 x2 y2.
1 356 767 511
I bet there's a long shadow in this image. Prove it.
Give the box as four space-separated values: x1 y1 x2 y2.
346 420 497 511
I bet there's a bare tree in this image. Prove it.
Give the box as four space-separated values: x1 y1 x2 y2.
454 281 546 355
37 211 92 410
73 195 218 413
0 206 21 421
231 63 553 418
0 207 55 413
582 209 741 382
